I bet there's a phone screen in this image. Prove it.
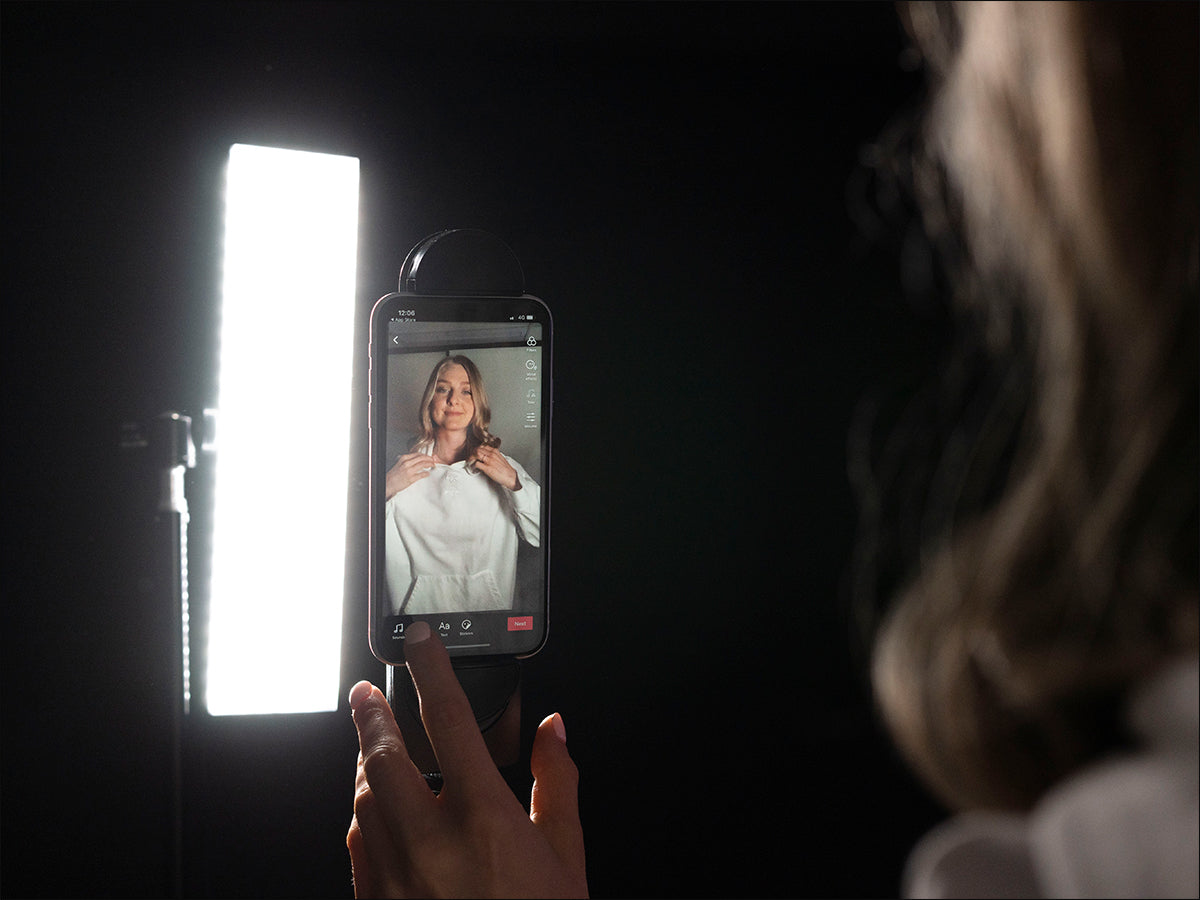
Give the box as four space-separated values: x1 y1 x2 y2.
368 293 551 665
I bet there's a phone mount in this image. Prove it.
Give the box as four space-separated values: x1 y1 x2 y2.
385 228 527 779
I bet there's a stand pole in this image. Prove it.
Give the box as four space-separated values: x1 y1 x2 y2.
150 412 195 899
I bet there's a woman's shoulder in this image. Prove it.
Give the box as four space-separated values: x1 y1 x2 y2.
902 811 1037 898
904 655 1199 899
1026 655 1198 896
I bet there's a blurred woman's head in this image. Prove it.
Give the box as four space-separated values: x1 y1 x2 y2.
872 1 1198 811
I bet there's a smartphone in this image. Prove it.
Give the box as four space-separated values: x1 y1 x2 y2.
368 292 552 666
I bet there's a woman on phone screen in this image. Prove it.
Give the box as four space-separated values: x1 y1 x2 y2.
383 354 540 615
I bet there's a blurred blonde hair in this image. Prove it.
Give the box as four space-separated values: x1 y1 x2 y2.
872 1 1198 811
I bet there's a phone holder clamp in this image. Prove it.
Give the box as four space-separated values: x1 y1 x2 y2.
398 228 525 296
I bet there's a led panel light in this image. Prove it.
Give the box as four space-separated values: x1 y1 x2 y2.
206 144 359 715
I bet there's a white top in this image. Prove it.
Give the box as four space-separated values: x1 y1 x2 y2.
384 450 540 615
904 654 1200 899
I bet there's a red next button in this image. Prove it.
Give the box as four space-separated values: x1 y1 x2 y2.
507 616 534 631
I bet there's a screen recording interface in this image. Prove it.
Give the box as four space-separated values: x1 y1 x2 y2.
370 296 551 662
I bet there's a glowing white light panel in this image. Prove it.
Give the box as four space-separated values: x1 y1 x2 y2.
207 144 359 715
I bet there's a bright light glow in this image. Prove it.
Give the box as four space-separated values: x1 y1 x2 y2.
206 144 359 715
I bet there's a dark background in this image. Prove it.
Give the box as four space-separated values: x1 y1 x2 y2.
3 2 949 897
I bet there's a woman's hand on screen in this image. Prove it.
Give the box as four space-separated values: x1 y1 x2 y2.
471 445 520 491
346 624 587 899
385 453 436 499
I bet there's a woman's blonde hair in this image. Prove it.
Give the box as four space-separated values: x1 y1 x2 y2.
871 1 1198 811
413 354 500 456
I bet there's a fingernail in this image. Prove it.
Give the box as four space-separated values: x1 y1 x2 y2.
551 712 567 743
348 680 374 711
406 620 431 644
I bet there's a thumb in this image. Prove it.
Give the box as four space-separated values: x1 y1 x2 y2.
529 713 586 869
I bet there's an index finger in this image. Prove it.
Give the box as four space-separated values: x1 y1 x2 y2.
349 681 438 839
402 621 503 791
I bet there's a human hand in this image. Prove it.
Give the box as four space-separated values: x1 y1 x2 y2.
469 444 519 491
385 453 437 499
346 623 588 899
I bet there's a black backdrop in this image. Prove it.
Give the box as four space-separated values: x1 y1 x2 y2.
2 3 949 897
